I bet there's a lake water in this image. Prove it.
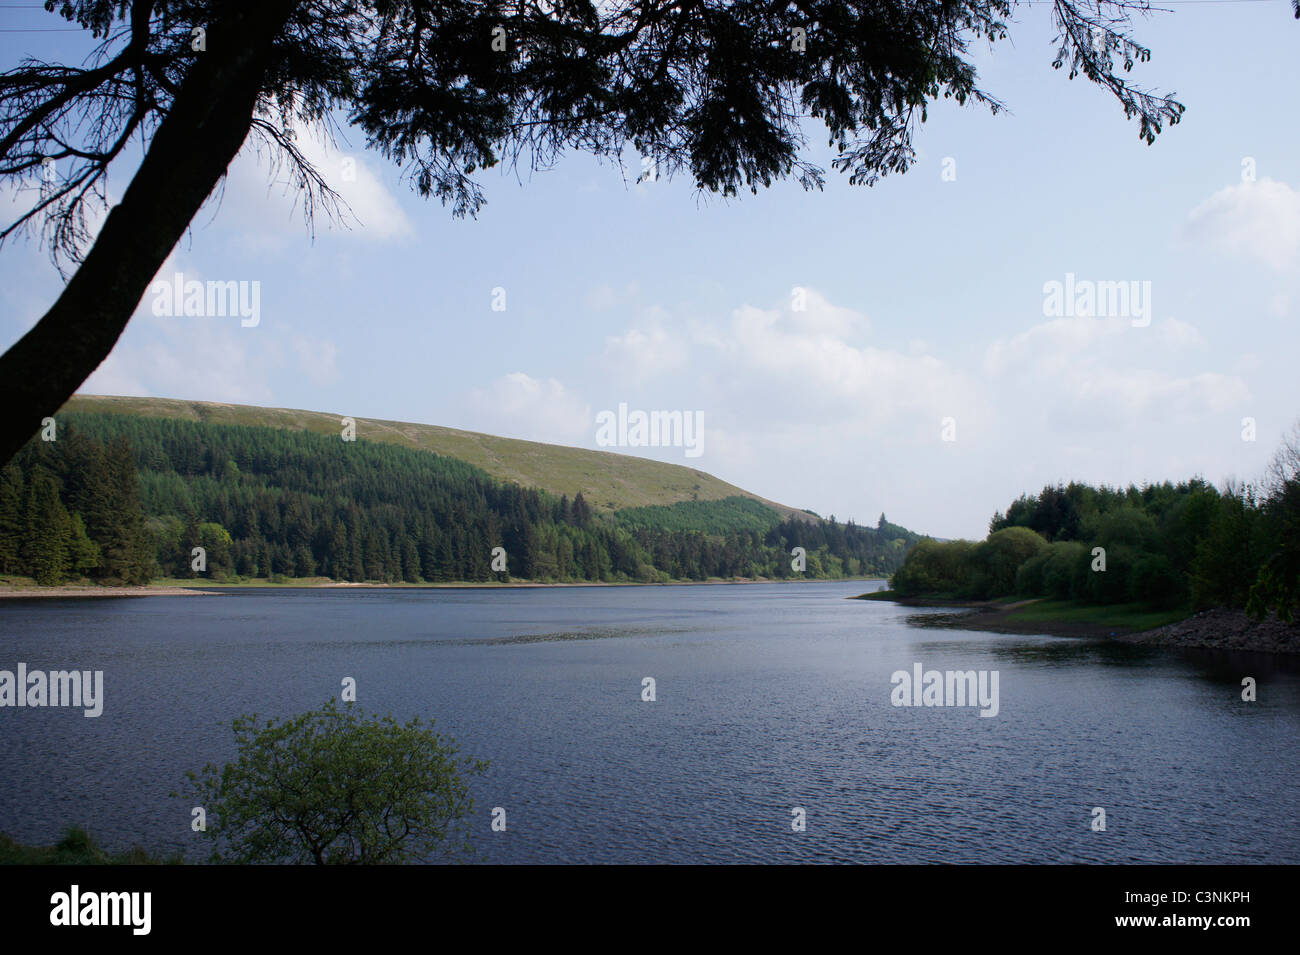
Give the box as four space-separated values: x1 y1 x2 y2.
1 581 1297 864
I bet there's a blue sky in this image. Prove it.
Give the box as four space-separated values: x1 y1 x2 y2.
3 2 1299 538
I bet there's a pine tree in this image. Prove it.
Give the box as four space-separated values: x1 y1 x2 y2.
67 513 102 577
20 468 72 585
401 536 420 583
180 512 201 578
0 465 23 574
418 517 438 580
572 492 591 525
98 437 153 583
347 528 364 581
327 521 348 580
433 535 455 582
363 527 386 580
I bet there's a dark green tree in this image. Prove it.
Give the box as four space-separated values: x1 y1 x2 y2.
969 526 1047 598
20 467 71 584
178 511 201 578
0 0 1190 467
198 521 235 578
98 437 153 583
0 465 22 574
1248 422 1300 622
400 535 420 583
67 512 102 577
1190 485 1261 609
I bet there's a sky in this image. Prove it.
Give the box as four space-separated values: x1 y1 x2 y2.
3 2 1299 540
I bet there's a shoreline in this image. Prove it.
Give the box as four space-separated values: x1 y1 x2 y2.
0 585 223 599
858 592 1300 654
0 576 887 599
893 599 1142 640
1114 608 1300 655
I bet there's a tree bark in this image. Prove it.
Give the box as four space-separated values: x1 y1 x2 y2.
0 1 299 467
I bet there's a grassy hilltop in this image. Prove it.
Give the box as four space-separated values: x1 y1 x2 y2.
62 394 808 521
0 395 923 587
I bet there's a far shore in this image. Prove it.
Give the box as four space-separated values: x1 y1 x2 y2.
0 576 887 599
855 590 1299 654
0 585 223 599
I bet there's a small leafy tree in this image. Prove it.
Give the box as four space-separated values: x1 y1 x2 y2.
969 525 1048 598
1248 420 1300 623
890 538 978 597
185 700 486 864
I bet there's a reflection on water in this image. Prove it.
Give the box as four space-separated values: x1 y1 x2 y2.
0 581 1297 864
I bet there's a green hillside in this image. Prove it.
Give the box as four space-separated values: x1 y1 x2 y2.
616 497 784 534
2 412 923 585
61 395 808 521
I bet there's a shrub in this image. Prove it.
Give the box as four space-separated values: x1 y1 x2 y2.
185 700 486 864
1128 553 1184 608
1041 541 1089 600
891 539 977 597
970 527 1048 599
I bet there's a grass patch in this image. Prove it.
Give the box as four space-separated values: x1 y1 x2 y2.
0 575 95 589
1002 599 1189 631
854 589 898 600
0 827 180 865
854 590 970 603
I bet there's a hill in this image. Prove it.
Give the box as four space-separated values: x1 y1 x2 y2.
60 395 809 521
1 402 925 586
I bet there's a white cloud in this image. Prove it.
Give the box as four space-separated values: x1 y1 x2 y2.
212 121 412 246
708 295 973 434
603 308 687 379
787 287 870 338
468 372 591 447
78 247 282 402
292 334 340 385
571 290 1265 537
983 315 1243 423
83 314 281 405
1183 178 1300 271
1156 317 1206 350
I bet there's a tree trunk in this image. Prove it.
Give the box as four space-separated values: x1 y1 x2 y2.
0 1 299 467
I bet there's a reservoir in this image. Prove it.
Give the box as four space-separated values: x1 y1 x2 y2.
1 580 1296 863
